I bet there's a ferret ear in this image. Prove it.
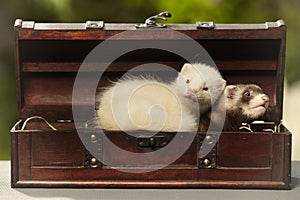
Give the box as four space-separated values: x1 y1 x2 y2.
225 85 237 99
221 79 227 89
180 63 193 75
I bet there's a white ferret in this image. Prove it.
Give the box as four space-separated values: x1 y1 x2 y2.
97 63 226 132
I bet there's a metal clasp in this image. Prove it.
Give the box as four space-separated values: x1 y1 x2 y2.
276 120 284 133
239 123 253 133
199 134 217 169
137 135 168 149
135 11 172 28
239 121 281 133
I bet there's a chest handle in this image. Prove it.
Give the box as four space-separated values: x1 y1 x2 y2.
21 116 57 131
135 11 172 28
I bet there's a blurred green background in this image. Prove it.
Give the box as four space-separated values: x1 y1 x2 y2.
1 0 300 160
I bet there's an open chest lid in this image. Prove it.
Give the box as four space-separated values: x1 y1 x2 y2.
14 17 286 123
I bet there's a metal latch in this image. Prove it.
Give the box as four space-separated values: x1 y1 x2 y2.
238 121 282 133
135 11 172 28
196 21 215 29
86 21 104 29
199 134 217 169
83 132 103 169
137 135 168 149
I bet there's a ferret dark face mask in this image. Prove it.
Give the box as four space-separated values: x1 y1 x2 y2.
225 84 269 120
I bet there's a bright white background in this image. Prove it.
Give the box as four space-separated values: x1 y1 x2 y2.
284 82 300 161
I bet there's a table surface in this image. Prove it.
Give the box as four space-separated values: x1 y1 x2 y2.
1 161 299 200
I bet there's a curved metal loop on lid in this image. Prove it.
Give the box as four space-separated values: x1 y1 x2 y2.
21 116 57 131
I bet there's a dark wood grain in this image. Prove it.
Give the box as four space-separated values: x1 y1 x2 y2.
21 60 277 72
11 20 291 189
27 168 272 182
13 180 290 189
18 40 280 63
103 132 198 167
16 24 286 40
10 124 20 187
217 133 272 168
271 132 292 187
18 133 31 180
31 132 84 166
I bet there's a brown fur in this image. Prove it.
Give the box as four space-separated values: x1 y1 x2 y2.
199 84 270 132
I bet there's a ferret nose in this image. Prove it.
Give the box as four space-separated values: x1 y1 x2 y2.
262 95 269 102
187 89 196 94
187 89 195 96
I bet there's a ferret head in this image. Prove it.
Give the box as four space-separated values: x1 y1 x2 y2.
225 84 269 121
177 63 226 113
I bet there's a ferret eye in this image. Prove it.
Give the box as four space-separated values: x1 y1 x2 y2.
186 79 190 84
203 87 209 91
244 92 251 97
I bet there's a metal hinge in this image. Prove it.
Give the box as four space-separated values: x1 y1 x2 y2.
83 132 103 168
199 134 217 169
265 19 286 29
86 21 104 29
196 21 215 29
14 19 35 29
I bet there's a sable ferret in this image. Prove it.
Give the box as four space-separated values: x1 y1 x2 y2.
200 84 270 132
97 63 226 132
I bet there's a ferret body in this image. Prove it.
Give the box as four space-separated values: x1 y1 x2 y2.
97 63 226 132
200 84 270 132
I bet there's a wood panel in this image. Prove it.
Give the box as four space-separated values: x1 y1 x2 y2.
13 180 290 189
217 133 272 168
21 60 277 72
31 132 84 166
271 132 292 186
17 133 31 180
103 132 198 167
18 40 280 63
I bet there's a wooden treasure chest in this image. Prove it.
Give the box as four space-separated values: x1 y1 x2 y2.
11 12 291 189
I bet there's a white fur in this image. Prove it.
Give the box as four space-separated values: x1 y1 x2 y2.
179 63 226 113
97 63 226 132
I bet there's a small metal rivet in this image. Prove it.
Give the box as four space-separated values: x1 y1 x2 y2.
203 158 211 166
91 134 97 142
56 119 73 123
205 135 213 143
90 158 97 165
149 137 155 147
